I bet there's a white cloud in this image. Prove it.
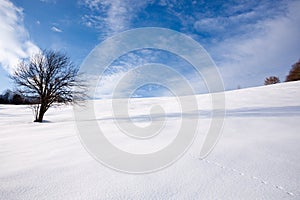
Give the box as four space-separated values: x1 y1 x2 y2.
80 0 300 93
51 26 62 33
194 17 226 33
40 0 56 4
212 0 300 89
81 0 149 36
95 70 128 99
0 0 39 73
90 49 209 99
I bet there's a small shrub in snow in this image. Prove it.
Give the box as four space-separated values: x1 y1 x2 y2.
264 76 280 85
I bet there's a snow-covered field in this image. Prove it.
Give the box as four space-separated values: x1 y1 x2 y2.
1 81 300 199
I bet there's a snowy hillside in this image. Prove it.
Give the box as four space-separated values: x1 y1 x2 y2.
0 81 300 199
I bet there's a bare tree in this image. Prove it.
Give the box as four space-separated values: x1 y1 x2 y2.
286 60 300 82
264 76 280 85
10 50 85 122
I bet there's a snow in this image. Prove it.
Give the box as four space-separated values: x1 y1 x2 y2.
1 81 300 199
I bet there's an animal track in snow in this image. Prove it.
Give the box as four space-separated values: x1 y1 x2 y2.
191 154 297 197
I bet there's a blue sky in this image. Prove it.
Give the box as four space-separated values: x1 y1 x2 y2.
0 0 299 97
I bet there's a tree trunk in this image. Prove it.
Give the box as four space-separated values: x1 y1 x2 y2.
34 105 45 122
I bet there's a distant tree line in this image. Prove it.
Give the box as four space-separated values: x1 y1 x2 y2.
0 90 36 105
264 60 300 85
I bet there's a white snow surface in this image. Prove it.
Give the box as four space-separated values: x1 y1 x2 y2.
1 81 300 199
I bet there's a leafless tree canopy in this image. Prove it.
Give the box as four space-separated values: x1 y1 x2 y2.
264 76 280 85
10 50 86 122
286 60 300 82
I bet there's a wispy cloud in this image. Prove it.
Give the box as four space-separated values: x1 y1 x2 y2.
0 0 39 73
210 0 300 89
79 0 300 96
164 0 299 89
51 26 62 33
40 0 56 4
80 0 148 37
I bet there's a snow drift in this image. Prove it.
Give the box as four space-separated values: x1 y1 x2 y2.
0 81 300 199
